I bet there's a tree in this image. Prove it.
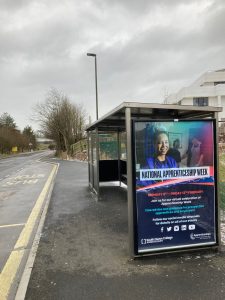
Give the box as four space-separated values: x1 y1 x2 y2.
34 89 87 155
0 113 17 128
0 113 17 153
23 126 37 149
0 113 36 154
0 126 28 154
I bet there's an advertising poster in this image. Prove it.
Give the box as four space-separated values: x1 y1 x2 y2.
133 120 217 254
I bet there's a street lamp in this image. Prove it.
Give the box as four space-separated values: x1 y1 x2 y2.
87 52 99 120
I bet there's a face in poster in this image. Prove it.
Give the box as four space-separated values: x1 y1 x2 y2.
134 120 217 254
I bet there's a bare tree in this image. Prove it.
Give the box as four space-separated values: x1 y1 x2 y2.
34 89 86 155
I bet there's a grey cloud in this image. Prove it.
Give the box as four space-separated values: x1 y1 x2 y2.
1 0 225 129
202 2 225 46
0 18 81 60
0 2 107 61
94 0 206 14
89 10 225 108
0 0 31 11
97 26 194 81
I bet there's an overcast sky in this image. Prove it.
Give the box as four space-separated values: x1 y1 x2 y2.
0 0 225 131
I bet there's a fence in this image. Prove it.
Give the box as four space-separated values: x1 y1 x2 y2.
70 139 87 160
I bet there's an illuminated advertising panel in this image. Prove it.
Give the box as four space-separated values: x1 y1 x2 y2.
133 120 218 254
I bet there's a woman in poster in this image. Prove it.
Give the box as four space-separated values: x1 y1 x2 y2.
186 136 204 167
146 130 178 169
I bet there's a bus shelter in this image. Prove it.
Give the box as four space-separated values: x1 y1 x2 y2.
86 102 222 257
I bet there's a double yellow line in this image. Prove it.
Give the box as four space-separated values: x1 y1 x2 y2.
0 164 58 300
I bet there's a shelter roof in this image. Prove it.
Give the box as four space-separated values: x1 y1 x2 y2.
86 102 222 132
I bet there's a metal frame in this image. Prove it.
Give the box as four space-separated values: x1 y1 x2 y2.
117 130 121 186
215 111 221 250
132 118 219 256
87 131 90 186
125 107 135 257
95 128 100 198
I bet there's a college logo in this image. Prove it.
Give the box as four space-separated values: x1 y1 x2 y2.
190 233 195 240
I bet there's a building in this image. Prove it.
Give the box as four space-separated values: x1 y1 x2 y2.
167 69 225 140
167 69 225 118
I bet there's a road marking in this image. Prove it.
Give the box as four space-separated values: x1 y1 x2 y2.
3 179 38 187
0 250 25 299
15 163 59 300
0 223 25 229
1 174 45 187
0 164 57 300
14 174 45 179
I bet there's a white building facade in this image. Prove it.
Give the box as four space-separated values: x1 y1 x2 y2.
167 69 225 121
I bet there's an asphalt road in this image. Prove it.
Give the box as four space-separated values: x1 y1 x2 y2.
25 159 225 300
0 151 57 300
0 152 49 181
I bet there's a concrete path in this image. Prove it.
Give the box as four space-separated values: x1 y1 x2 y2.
25 159 225 300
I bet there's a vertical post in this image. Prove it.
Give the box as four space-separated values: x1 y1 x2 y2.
96 128 100 200
125 107 134 258
91 131 94 189
215 112 221 249
87 53 99 120
87 131 90 186
218 95 222 108
94 56 99 120
117 130 121 186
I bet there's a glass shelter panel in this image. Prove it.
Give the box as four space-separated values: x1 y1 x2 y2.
92 130 99 193
88 132 92 187
120 132 127 161
99 133 118 160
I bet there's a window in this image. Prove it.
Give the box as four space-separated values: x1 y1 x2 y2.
99 133 118 160
214 81 225 86
193 97 208 106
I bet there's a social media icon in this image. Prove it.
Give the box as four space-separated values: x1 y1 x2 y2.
181 225 187 231
189 224 195 230
174 225 179 231
167 227 172 232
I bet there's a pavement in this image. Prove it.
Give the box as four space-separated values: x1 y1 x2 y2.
24 159 225 300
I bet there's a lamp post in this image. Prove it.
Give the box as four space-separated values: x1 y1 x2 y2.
87 53 99 120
